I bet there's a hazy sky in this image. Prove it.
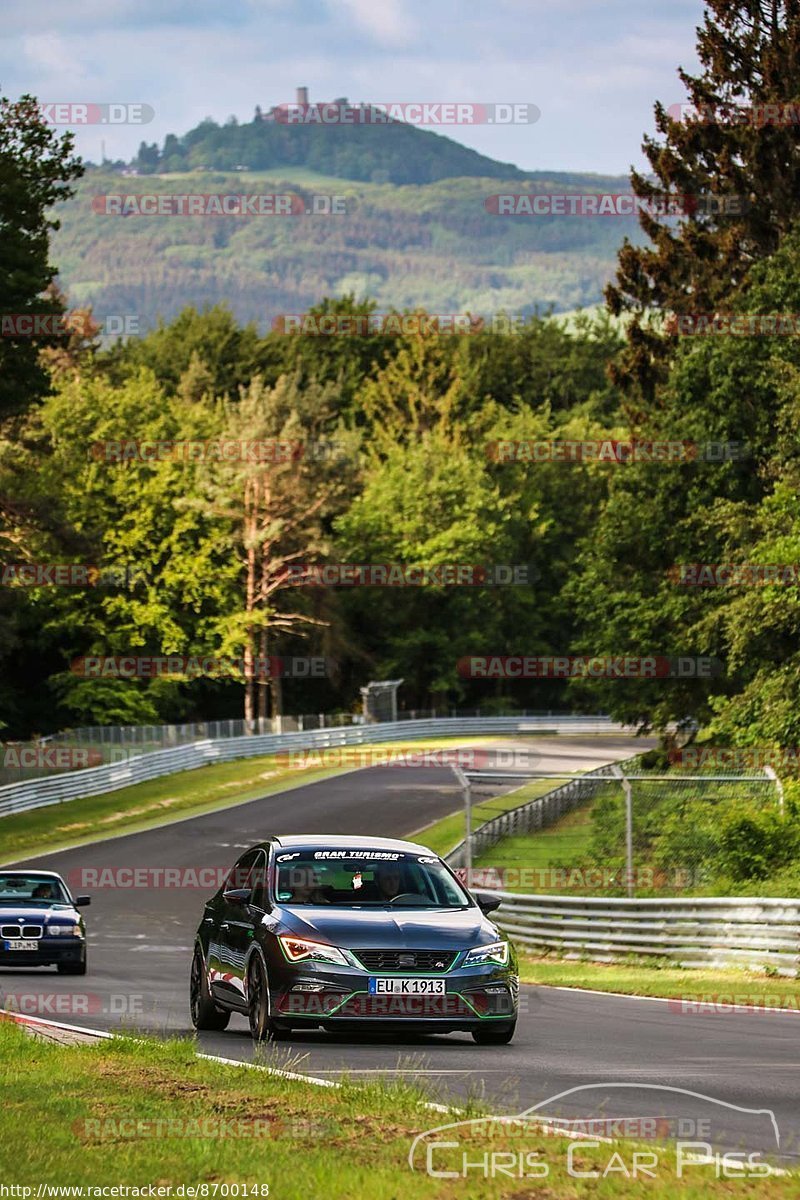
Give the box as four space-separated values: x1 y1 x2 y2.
3 0 705 174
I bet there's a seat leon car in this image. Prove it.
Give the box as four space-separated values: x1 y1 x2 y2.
0 870 90 974
190 835 518 1044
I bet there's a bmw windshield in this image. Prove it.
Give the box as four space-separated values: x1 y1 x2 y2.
0 874 70 905
273 848 472 909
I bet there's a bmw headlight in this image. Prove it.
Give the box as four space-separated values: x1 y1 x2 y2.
464 940 509 966
48 924 82 937
278 935 348 966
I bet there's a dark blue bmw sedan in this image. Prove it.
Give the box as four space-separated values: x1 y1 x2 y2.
191 835 518 1044
0 870 90 974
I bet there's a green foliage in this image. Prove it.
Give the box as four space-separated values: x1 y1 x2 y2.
133 110 529 185
0 92 83 417
51 168 642 332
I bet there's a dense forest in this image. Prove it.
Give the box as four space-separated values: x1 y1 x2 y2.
131 106 530 184
3 0 800 768
51 167 640 329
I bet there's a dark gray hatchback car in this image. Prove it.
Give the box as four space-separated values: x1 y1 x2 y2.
191 834 518 1043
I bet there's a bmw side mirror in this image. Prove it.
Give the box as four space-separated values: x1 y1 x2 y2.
223 887 252 907
473 890 503 914
74 895 91 907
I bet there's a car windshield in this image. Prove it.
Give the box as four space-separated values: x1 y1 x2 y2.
0 874 70 905
273 848 472 908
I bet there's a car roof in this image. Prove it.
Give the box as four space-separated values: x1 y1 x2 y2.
261 834 436 855
0 869 64 878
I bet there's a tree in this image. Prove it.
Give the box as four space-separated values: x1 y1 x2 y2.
0 92 83 420
607 0 800 405
182 374 357 722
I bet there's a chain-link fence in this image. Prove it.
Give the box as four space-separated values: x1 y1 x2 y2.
451 759 782 898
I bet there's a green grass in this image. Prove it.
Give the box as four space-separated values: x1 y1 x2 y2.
520 957 800 1003
473 798 600 891
408 778 556 856
0 736 503 864
2 1021 795 1195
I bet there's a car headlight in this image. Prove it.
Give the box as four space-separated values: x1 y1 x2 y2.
464 940 509 966
48 924 82 937
278 935 348 966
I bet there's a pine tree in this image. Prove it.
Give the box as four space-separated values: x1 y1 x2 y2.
607 0 800 406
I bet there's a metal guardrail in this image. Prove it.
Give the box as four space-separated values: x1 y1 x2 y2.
445 759 632 870
0 715 628 819
441 758 794 971
490 893 800 974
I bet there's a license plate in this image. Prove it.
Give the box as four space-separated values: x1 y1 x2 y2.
369 977 446 995
3 940 38 951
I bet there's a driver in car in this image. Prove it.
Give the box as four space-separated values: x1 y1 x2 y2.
373 863 403 901
287 867 330 905
32 883 54 899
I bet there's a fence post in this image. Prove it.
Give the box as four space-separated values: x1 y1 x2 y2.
612 765 634 898
764 766 784 815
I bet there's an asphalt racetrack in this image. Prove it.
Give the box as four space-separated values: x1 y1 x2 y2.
5 735 800 1163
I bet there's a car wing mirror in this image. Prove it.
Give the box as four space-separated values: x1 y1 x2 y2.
223 887 253 907
74 895 91 907
473 890 503 914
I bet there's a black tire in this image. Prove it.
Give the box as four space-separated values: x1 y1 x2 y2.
190 946 230 1031
57 953 87 976
472 1022 516 1045
247 956 285 1042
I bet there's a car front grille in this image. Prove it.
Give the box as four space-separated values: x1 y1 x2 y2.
1 924 43 939
353 949 458 972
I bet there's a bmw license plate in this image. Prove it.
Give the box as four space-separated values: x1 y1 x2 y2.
369 977 446 995
3 940 37 951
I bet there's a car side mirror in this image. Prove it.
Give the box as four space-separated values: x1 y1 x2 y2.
473 890 503 914
223 887 252 907
74 895 91 907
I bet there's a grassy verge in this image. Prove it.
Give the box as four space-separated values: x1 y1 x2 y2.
410 778 555 856
473 799 597 889
1 1021 794 1196
520 957 800 1003
0 737 502 864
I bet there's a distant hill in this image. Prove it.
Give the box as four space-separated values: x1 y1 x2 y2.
52 164 644 334
54 105 646 331
132 103 532 185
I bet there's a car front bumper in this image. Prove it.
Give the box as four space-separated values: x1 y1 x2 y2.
0 938 85 967
266 956 519 1031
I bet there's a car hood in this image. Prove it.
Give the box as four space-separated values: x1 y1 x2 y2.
278 905 499 948
0 904 78 923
